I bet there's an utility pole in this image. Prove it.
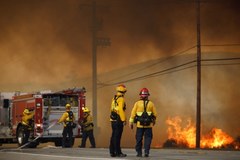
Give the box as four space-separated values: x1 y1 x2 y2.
91 0 111 130
92 0 97 131
196 0 201 149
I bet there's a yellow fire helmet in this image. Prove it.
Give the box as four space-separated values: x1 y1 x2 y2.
116 84 127 93
65 103 71 109
23 108 30 114
82 107 90 113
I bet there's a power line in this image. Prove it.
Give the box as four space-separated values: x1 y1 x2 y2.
202 57 240 61
202 44 240 47
101 42 240 86
131 59 240 80
101 0 235 5
202 62 240 67
103 45 197 84
100 60 196 86
139 65 196 80
98 56 240 88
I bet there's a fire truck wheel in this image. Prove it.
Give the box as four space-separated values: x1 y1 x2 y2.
54 138 75 147
54 139 62 147
17 126 25 146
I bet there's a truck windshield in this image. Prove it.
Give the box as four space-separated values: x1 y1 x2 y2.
43 94 78 107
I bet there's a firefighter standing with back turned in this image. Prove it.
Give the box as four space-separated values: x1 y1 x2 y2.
58 103 75 148
129 88 157 157
109 84 127 157
79 107 96 148
21 108 35 146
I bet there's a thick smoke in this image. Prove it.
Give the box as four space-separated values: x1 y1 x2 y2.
0 0 239 147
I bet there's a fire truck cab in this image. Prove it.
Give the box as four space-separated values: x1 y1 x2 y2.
0 87 86 148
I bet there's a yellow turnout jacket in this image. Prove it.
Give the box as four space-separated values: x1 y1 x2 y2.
110 93 126 122
129 100 157 128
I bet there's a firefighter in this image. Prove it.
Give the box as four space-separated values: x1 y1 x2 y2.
109 84 127 157
21 108 35 146
58 103 75 148
129 88 157 157
78 107 96 148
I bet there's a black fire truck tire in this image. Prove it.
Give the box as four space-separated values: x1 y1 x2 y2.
54 138 75 147
17 126 38 148
17 126 25 147
54 138 62 147
65 137 75 147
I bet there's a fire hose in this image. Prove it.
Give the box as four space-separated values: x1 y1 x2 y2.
17 120 58 149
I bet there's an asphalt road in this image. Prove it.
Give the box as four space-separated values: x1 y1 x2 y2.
0 145 240 160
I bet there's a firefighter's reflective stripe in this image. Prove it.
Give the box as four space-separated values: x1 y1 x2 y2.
136 112 153 116
21 121 28 126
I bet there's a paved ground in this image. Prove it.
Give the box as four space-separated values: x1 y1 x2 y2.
0 146 240 160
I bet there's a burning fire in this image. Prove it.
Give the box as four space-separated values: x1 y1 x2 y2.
165 116 239 149
202 128 234 148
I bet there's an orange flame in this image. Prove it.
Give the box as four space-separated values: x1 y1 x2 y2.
166 116 235 148
202 128 234 148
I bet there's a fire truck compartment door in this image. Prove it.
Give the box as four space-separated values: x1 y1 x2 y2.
42 109 78 136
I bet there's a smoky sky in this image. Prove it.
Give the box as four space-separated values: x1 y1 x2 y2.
0 0 239 91
0 0 240 147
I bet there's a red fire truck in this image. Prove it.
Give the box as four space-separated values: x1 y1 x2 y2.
0 87 86 148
